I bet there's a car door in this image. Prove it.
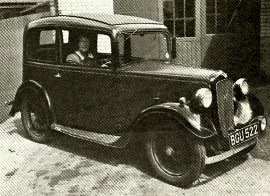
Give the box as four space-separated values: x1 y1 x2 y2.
62 32 119 132
69 65 159 134
66 32 160 134
25 27 76 126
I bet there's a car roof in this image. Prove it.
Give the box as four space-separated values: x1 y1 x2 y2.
27 14 167 33
71 13 161 25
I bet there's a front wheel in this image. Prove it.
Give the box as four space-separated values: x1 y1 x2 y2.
145 122 206 187
21 94 52 143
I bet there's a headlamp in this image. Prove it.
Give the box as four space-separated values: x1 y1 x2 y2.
261 117 267 131
233 78 249 96
195 88 213 108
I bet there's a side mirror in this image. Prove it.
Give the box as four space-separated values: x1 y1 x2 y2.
171 37 176 59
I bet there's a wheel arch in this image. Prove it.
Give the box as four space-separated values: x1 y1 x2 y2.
10 80 55 122
133 103 216 139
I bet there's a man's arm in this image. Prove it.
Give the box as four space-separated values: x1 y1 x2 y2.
66 54 81 65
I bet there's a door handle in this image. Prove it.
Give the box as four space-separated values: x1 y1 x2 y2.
54 73 61 78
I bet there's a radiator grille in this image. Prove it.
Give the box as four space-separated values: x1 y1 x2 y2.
216 79 234 137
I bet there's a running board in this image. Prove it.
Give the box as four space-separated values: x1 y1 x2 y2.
51 123 130 148
205 138 257 164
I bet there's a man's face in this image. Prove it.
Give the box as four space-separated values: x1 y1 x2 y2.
78 37 90 53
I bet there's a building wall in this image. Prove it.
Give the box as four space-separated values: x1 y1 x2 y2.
261 0 270 75
57 0 113 15
0 12 50 122
114 0 160 20
201 0 260 77
0 0 56 18
15 0 114 16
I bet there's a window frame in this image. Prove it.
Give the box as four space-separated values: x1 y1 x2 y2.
163 0 196 38
206 0 228 35
205 0 241 35
59 27 115 69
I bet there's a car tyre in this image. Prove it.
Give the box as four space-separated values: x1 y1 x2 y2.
21 94 52 143
145 122 206 187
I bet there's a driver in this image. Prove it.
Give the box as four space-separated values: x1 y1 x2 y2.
66 36 94 65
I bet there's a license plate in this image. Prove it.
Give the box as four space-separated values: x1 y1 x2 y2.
228 122 259 147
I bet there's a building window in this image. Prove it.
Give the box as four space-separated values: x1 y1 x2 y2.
206 0 240 34
163 0 196 37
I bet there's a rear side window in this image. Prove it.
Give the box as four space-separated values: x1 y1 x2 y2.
39 30 56 45
27 29 57 63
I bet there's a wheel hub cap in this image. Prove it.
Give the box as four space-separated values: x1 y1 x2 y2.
165 146 175 156
30 112 36 122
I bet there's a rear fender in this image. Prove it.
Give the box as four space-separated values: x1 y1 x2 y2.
135 103 216 139
10 80 54 121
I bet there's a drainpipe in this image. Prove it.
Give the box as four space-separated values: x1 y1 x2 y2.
52 0 59 16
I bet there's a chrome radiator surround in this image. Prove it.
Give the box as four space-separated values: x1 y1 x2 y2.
216 79 234 137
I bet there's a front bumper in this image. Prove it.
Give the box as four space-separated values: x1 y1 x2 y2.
205 116 266 164
228 117 266 148
205 137 257 164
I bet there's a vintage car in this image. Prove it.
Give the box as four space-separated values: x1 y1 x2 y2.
10 14 267 187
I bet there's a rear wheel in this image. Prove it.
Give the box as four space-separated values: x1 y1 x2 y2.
21 94 52 143
145 122 206 187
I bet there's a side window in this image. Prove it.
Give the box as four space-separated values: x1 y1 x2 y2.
27 29 57 63
97 34 111 54
62 30 112 68
62 30 70 44
39 30 56 45
61 29 73 63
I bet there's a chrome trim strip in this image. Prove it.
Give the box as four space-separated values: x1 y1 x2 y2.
205 139 257 164
51 123 125 148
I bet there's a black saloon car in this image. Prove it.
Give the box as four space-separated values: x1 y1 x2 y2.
10 14 267 187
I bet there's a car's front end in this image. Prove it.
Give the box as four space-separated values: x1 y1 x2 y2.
112 24 267 164
190 75 267 164
113 24 267 186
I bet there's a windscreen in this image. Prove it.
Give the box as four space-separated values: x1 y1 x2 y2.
118 32 170 65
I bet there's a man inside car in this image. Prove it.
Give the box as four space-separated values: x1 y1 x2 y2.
66 36 94 65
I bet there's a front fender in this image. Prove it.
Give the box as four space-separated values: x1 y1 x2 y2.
10 80 53 120
135 102 217 139
247 93 264 116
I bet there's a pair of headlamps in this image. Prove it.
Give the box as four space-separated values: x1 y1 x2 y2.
193 78 249 109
